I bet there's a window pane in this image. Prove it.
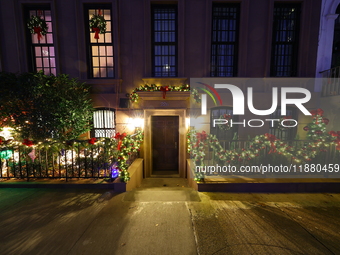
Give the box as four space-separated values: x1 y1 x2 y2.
107 57 114 67
50 58 56 67
36 58 42 67
210 4 239 77
49 47 55 56
106 46 113 56
152 5 177 77
92 46 99 56
43 58 50 67
93 68 100 77
92 57 99 66
35 47 41 56
27 6 56 75
92 110 115 138
270 4 300 77
99 46 106 56
100 68 107 77
87 6 114 78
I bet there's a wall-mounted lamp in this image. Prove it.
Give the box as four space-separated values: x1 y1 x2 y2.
127 117 144 131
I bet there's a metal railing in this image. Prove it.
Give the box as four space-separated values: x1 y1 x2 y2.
320 66 340 96
200 139 340 175
0 143 138 181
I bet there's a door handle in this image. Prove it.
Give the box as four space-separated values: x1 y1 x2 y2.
175 142 177 149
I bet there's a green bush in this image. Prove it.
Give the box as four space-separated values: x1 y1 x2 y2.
0 71 94 141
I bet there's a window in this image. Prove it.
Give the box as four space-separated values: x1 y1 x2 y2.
210 107 238 141
91 109 115 138
151 4 177 77
270 4 301 77
210 3 240 77
25 6 56 75
85 5 114 78
331 5 340 67
269 108 297 140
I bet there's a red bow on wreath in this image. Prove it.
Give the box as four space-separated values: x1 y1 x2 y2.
114 132 127 151
33 27 43 41
160 86 170 99
92 27 100 39
264 133 277 154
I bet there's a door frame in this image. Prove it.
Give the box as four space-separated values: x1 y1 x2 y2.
144 109 187 178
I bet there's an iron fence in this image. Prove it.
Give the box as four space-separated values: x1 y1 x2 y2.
200 139 340 177
0 143 138 181
320 66 340 96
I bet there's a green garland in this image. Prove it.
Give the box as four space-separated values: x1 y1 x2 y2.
129 84 190 103
0 131 144 183
188 109 340 181
89 14 106 34
27 15 48 37
191 88 201 103
117 130 144 182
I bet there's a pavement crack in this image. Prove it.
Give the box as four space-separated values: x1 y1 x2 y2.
187 203 200 255
66 203 105 255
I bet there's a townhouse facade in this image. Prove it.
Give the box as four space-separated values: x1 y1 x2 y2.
1 0 340 178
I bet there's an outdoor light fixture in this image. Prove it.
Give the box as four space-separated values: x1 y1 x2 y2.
127 117 144 131
133 118 144 129
0 127 14 140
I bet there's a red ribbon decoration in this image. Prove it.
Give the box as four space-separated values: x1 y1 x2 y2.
92 27 100 39
114 132 127 151
264 133 277 154
310 109 324 125
88 138 97 145
33 27 43 41
23 139 34 147
196 131 207 146
329 131 338 137
160 86 170 99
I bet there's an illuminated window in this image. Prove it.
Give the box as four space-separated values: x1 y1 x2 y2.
25 6 56 75
85 5 114 78
151 4 177 77
211 3 240 77
91 109 115 138
270 4 301 77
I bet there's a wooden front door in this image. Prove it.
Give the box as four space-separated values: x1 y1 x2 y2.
151 116 179 173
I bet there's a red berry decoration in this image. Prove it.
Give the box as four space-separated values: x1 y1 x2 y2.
303 126 309 131
322 118 329 125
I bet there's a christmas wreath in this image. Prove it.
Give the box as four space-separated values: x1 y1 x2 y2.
27 15 48 41
89 14 106 39
217 114 232 131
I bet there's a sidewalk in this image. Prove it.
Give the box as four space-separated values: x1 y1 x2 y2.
0 178 340 254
